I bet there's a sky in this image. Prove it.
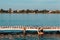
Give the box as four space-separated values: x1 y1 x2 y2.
0 0 60 10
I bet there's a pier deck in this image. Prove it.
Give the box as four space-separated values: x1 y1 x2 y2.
0 26 60 31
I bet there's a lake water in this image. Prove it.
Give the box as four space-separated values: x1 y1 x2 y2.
0 34 60 40
0 13 60 26
0 13 60 40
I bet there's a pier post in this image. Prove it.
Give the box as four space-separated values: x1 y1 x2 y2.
23 27 26 36
37 27 44 36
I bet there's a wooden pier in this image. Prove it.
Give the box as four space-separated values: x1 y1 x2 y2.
0 26 60 35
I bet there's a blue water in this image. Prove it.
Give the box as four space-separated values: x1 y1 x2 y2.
0 13 60 40
0 13 60 26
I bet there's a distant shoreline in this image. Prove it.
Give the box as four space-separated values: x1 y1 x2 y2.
0 8 60 14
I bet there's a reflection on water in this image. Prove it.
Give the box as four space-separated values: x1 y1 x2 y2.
0 34 60 40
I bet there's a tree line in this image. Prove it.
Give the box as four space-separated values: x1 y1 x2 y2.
0 8 60 13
